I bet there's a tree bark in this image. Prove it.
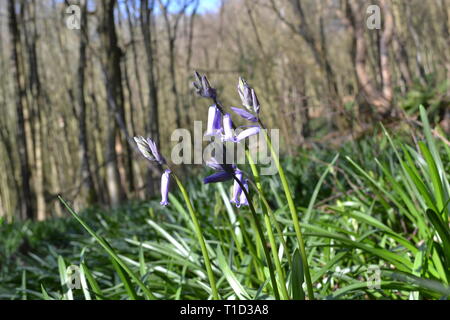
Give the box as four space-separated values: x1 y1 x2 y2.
8 0 34 220
77 0 97 205
140 0 160 196
125 1 146 128
347 0 394 117
99 0 127 206
289 0 341 105
24 0 47 220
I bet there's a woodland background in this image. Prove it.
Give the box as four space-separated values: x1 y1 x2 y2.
0 0 449 222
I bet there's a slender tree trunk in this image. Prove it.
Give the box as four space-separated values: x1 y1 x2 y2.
140 0 160 196
140 0 159 144
158 0 182 128
77 0 97 205
89 90 109 204
0 127 20 214
289 0 341 105
183 0 199 127
185 0 198 72
24 0 47 221
99 0 126 206
125 1 146 129
8 0 34 220
347 0 394 117
121 57 137 193
168 38 181 128
0 25 21 217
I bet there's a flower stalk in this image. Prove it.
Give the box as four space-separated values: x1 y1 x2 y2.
194 71 313 300
171 171 219 300
134 136 219 299
258 119 314 300
231 173 281 300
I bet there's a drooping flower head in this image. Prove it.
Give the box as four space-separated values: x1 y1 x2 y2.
230 169 244 207
221 113 260 143
235 126 260 143
193 71 217 100
203 157 235 184
222 113 235 142
160 169 171 206
134 136 166 165
205 105 223 136
134 136 170 207
231 107 257 122
239 179 249 207
203 171 234 184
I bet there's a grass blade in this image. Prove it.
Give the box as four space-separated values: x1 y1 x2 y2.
290 249 305 300
58 196 156 300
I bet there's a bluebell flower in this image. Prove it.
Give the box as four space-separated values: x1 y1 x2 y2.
237 77 260 115
239 179 249 207
160 169 171 206
221 113 260 143
230 107 257 122
230 169 244 207
235 126 260 142
203 157 235 184
134 136 166 165
203 171 234 184
205 105 223 136
193 71 217 99
222 113 235 142
237 77 253 111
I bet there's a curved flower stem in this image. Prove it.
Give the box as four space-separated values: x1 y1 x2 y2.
171 172 219 300
232 174 281 300
245 152 291 299
214 99 289 297
258 119 314 300
235 212 265 282
263 212 290 299
246 151 292 268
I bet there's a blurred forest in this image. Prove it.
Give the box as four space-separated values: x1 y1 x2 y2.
0 0 449 221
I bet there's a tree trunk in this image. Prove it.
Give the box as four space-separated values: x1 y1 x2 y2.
347 0 394 117
24 0 47 221
140 0 160 196
99 0 126 206
8 0 34 220
77 0 97 205
289 0 341 106
125 1 146 129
